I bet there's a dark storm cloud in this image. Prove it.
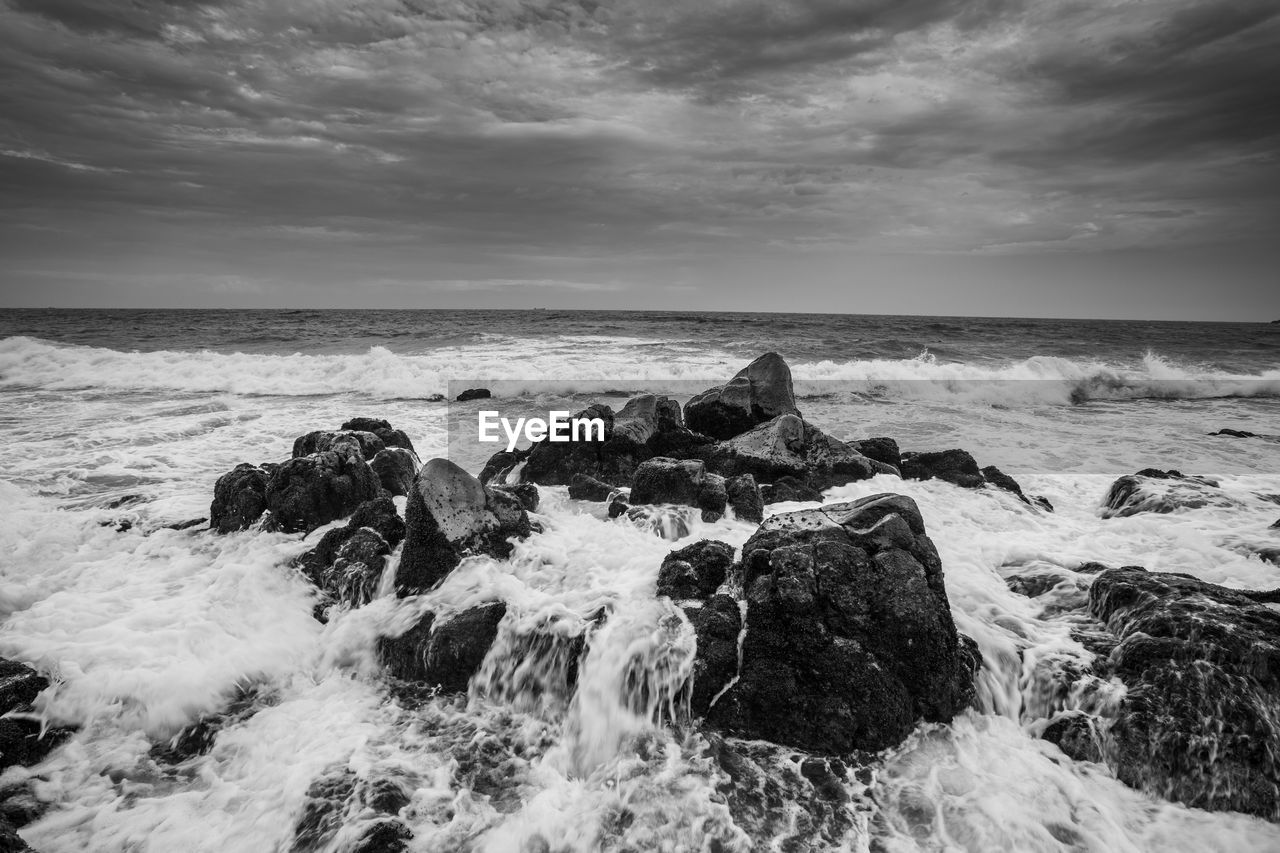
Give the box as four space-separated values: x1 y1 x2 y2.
1 0 1278 311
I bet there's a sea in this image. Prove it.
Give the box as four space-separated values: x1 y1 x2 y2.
1 308 1278 852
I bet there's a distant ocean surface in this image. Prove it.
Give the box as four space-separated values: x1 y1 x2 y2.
2 308 1280 852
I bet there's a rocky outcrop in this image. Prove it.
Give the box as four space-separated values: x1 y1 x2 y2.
851 437 901 470
656 540 734 600
630 457 730 522
456 388 491 402
1100 469 1228 518
296 498 405 615
685 352 799 440
340 417 416 454
490 482 539 513
981 465 1053 511
264 451 381 534
726 473 764 523
292 430 385 461
369 447 418 497
568 473 617 502
210 463 270 533
1080 567 1280 818
703 414 876 491
395 459 531 596
291 765 413 853
699 494 978 753
759 476 823 504
899 449 984 488
0 659 71 773
379 602 507 690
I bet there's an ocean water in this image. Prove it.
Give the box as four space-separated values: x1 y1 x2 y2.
1 308 1279 852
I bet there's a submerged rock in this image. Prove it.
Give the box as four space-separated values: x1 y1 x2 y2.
395 459 531 596
379 602 507 691
1086 567 1280 818
1100 468 1227 518
210 463 270 533
265 450 381 534
685 352 799 440
900 449 985 488
703 414 876 491
290 765 413 853
1208 428 1258 438
702 494 977 753
656 540 734 601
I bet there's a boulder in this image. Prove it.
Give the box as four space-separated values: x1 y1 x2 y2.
264 450 381 534
685 353 799 440
685 595 742 718
456 388 491 402
341 417 416 454
291 765 413 853
478 448 529 486
760 476 823 504
292 430 385 461
629 457 729 521
852 436 901 470
296 497 405 612
698 473 729 523
395 459 531 596
981 464 1052 510
369 447 418 497
568 473 616 502
702 494 977 753
210 463 269 533
1100 469 1228 518
607 498 629 519
0 659 71 772
379 602 507 691
899 449 984 488
657 540 734 600
490 482 539 513
1085 567 1280 818
726 473 764 523
704 414 876 490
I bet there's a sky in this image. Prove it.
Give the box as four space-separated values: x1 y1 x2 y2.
1 0 1278 319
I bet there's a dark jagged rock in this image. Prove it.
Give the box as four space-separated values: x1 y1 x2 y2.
292 430 385 461
726 473 764 523
290 766 413 853
1086 567 1280 817
150 685 266 764
379 602 507 690
621 505 692 540
703 494 977 753
698 473 728 522
900 449 984 488
629 457 730 521
1100 469 1227 518
340 418 416 454
396 459 531 596
295 498 404 615
685 595 742 718
0 818 32 853
0 659 71 773
685 353 799 440
759 476 823 504
478 447 529 486
490 482 539 513
1042 711 1102 763
210 463 269 533
1208 428 1258 438
165 517 208 531
657 540 734 600
703 414 876 491
568 473 616 502
456 388 491 402
264 451 381 534
607 498 629 519
852 436 901 470
369 447 418 497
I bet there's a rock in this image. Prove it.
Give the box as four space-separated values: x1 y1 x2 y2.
703 494 977 753
295 497 405 613
264 451 381 534
685 595 742 717
852 436 901 470
341 417 416 454
369 447 418 496
379 602 507 690
0 818 32 852
1041 711 1102 763
1100 469 1227 518
704 415 875 490
150 684 265 764
456 388 492 402
621 505 692 540
657 540 734 600
395 459 531 596
490 482 539 513
1086 567 1280 817
164 517 207 531
900 449 984 488
568 473 616 502
631 457 706 507
685 353 799 440
292 430 385 461
1208 428 1257 438
726 473 764 523
210 463 269 533
607 498 629 519
291 766 413 853
698 473 728 522
760 476 823 504
478 447 529 485
0 659 71 773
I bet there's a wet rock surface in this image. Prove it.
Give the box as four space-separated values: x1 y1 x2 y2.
292 429 385 461
264 450 382 534
703 414 876 492
629 457 728 521
340 417 417 455
656 540 734 601
395 459 531 596
725 473 764 523
379 602 508 691
1100 468 1228 518
684 352 799 440
900 449 985 488
700 493 977 753
0 659 72 775
209 463 269 533
290 765 413 853
369 447 418 497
